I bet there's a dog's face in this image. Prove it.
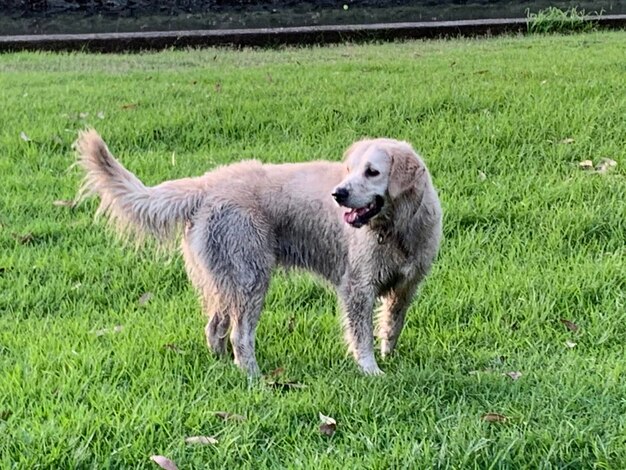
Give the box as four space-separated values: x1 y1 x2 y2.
332 139 424 228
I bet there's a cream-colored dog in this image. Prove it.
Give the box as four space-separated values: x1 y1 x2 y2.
76 131 442 376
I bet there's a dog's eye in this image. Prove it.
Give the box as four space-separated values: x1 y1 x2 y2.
365 168 380 178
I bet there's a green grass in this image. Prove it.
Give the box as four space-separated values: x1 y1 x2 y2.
527 7 599 34
1 31 625 468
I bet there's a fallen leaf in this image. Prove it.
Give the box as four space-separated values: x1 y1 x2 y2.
163 343 185 354
53 199 76 208
319 412 337 436
121 103 138 110
578 159 594 170
139 292 153 305
565 340 577 349
13 233 35 244
505 371 522 380
267 381 307 391
150 455 178 470
560 318 579 332
215 411 246 422
560 138 575 144
478 170 487 181
482 412 507 423
185 436 218 445
19 131 31 142
595 158 617 174
97 111 105 119
94 325 123 337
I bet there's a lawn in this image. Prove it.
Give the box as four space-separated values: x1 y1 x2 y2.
1 31 625 468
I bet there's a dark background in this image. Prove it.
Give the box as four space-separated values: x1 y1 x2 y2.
1 0 623 34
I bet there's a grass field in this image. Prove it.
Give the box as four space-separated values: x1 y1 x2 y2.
1 31 625 468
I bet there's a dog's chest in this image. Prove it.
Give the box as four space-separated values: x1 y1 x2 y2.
371 241 415 293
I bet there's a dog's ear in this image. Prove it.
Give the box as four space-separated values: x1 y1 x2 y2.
388 147 425 199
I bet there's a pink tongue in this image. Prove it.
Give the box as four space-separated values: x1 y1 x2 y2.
343 207 367 223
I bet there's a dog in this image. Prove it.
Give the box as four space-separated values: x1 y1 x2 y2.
75 131 442 376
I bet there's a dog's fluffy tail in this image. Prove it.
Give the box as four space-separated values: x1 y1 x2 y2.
75 129 204 243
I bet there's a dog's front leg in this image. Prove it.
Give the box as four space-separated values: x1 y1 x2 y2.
377 284 416 359
338 281 383 375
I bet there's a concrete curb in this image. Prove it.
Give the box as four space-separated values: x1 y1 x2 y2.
1 15 624 52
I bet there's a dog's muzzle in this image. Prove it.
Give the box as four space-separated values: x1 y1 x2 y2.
336 194 385 228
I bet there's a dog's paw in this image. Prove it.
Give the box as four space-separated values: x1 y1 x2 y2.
358 357 385 376
362 365 385 376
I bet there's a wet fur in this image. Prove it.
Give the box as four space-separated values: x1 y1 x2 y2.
75 130 442 376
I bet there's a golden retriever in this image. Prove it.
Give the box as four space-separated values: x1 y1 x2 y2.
75 131 442 376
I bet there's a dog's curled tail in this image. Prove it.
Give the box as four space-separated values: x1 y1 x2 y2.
75 129 204 243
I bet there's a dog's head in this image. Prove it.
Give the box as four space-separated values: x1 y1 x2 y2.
332 138 425 228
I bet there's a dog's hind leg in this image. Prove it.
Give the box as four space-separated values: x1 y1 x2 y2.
204 305 231 357
196 206 273 377
226 285 268 377
182 236 231 357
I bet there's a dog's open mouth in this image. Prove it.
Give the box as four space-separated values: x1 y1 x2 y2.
342 196 384 228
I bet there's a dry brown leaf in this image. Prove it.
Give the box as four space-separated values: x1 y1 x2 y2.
560 138 575 144
139 292 153 305
482 412 507 423
560 318 579 332
215 411 246 422
13 233 35 244
505 371 522 381
53 199 76 208
565 340 577 349
19 131 31 142
267 381 307 392
578 159 594 170
185 436 218 445
319 412 337 436
94 325 123 337
150 455 179 470
267 367 285 378
595 158 617 174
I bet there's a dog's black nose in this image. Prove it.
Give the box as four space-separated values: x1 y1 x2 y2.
332 188 349 203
